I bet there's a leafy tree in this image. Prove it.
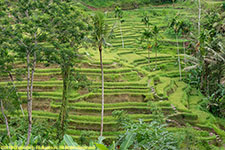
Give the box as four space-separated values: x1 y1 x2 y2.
4 0 49 145
114 6 125 48
91 12 113 136
43 0 91 141
0 1 24 116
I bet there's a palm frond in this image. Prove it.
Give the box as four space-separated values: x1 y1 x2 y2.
206 46 225 62
183 54 199 64
184 64 199 71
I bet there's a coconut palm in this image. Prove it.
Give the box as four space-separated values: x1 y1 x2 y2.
141 12 153 71
179 20 191 71
91 12 114 136
169 17 183 80
115 6 125 48
152 25 160 69
142 29 153 71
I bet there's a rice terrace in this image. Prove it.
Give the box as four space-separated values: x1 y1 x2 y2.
0 0 225 149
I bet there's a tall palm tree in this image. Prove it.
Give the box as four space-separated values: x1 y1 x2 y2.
91 12 114 136
152 26 160 69
170 17 183 80
180 21 191 69
141 12 153 71
142 29 153 71
115 6 125 48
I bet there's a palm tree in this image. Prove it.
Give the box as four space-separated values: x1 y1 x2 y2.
141 12 153 71
142 29 153 71
152 26 160 69
114 6 125 48
170 17 183 80
180 21 191 69
91 12 114 136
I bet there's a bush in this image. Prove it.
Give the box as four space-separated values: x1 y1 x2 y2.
0 117 55 146
118 120 180 150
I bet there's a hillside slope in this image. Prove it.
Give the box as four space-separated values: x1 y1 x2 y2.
0 4 224 148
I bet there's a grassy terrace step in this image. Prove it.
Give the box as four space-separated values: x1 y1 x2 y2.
91 85 148 89
117 51 135 55
51 105 177 116
136 59 177 68
25 111 197 132
133 55 173 64
35 68 133 74
72 93 146 103
20 92 148 102
0 80 63 85
112 42 138 47
80 63 119 69
30 111 155 123
111 39 136 44
19 92 80 101
80 71 137 76
32 72 141 82
51 101 191 114
95 89 149 93
93 82 147 87
64 101 171 108
113 35 140 39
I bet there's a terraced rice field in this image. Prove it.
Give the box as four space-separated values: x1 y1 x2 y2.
1 5 224 145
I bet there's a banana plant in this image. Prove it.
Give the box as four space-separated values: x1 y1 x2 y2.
95 133 135 150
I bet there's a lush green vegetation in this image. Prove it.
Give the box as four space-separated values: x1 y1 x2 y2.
0 0 224 149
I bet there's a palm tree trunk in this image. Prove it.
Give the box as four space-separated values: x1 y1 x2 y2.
120 21 124 48
148 45 150 71
183 42 186 65
0 99 10 139
155 46 157 69
176 35 182 80
204 62 209 94
198 0 201 39
99 45 104 137
183 42 187 78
